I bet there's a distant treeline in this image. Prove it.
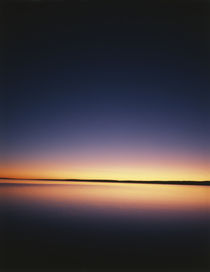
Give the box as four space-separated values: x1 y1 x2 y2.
0 178 210 186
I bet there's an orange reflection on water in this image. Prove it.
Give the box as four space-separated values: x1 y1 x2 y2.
1 180 209 218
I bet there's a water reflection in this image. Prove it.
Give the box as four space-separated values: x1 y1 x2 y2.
1 180 209 214
1 180 210 270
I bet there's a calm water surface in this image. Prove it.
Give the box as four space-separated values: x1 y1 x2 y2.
1 180 209 271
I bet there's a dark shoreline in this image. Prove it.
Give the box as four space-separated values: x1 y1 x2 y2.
1 177 210 186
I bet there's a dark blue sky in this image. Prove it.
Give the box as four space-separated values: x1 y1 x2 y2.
1 1 209 180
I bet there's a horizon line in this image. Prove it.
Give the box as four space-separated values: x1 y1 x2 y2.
1 177 210 185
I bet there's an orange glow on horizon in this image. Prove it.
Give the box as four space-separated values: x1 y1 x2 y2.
1 146 209 181
1 158 209 181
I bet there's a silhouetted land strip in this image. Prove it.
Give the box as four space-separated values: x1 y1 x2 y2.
1 177 210 185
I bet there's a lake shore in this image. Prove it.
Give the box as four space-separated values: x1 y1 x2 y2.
1 177 210 186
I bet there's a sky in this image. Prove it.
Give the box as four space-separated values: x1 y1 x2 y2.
1 1 210 180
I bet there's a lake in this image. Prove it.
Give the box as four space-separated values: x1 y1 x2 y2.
1 180 209 271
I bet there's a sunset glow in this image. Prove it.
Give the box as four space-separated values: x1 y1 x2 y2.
1 147 209 180
1 1 209 182
1 2 210 272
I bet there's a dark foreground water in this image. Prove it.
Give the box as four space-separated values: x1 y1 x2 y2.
0 180 209 271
